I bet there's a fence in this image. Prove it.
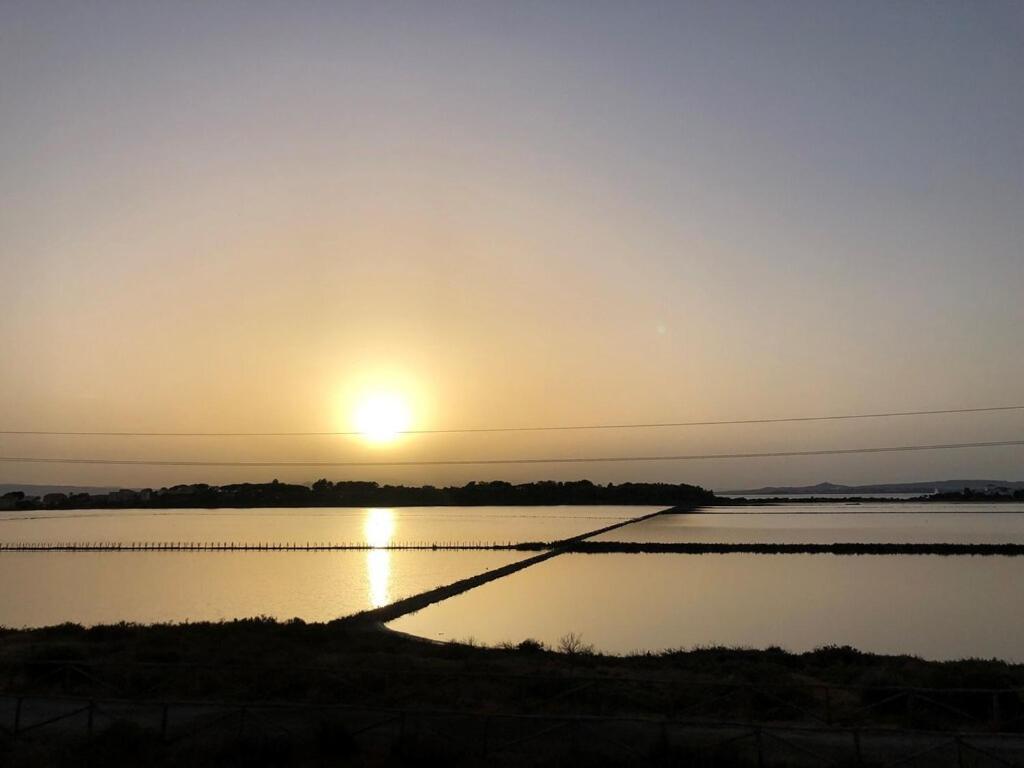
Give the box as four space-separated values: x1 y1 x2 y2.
6 540 1024 555
6 660 1024 734
0 540 525 551
3 693 1024 766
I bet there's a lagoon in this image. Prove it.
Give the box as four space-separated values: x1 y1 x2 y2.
593 503 1024 544
0 505 655 628
389 551 1024 661
0 550 526 627
0 505 657 547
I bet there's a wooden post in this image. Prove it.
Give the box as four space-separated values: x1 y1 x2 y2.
396 711 407 752
852 729 863 767
13 696 22 737
160 703 169 741
754 727 765 768
657 719 670 759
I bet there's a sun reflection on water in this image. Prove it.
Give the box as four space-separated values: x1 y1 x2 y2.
364 509 395 608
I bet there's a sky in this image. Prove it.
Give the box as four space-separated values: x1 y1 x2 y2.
1 1 1022 492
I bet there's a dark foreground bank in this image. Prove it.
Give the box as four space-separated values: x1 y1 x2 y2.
3 619 1024 766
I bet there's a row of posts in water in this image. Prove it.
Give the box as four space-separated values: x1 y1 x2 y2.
0 541 527 552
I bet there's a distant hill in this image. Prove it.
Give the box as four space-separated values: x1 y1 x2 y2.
0 484 119 497
724 480 1024 496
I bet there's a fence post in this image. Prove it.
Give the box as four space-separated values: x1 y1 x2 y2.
237 705 246 738
397 711 406 746
160 703 169 742
87 700 95 738
754 727 765 768
13 696 22 738
823 685 833 725
481 715 490 758
992 692 1002 731
852 729 863 767
955 735 965 768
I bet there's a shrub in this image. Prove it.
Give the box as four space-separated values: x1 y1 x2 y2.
517 638 547 654
557 632 594 656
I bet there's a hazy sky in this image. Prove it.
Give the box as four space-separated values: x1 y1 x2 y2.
2 1 1022 491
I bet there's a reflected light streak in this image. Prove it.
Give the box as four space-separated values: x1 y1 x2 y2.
367 549 391 608
364 508 395 608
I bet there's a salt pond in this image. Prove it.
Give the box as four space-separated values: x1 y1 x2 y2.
390 551 1024 661
592 503 1024 544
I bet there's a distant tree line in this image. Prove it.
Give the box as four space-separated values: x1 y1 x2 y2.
0 479 716 511
920 487 1024 502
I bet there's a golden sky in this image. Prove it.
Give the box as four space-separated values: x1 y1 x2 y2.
1 2 1022 490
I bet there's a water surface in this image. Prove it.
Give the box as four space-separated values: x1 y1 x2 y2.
0 550 525 627
0 505 657 547
592 503 1024 544
390 552 1024 661
0 505 656 628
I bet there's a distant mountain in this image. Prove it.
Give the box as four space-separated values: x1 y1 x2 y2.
723 480 1024 496
0 484 119 497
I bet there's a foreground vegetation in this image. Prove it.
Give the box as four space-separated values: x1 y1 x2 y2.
3 619 1024 765
2 618 1024 708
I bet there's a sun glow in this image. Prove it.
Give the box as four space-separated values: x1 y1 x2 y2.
363 508 395 548
352 392 413 443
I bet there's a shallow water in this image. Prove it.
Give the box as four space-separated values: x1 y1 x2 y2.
0 505 655 628
0 550 526 627
389 552 1024 661
0 505 658 547
592 503 1024 544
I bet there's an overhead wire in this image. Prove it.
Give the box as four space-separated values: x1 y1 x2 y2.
0 405 1021 438
0 439 1021 468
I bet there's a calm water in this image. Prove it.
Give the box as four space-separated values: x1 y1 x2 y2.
0 550 525 628
5 504 1023 659
0 505 657 547
390 552 1024 661
0 505 654 628
592 503 1024 544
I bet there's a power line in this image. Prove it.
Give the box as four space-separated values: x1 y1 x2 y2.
0 405 1021 438
0 439 1020 468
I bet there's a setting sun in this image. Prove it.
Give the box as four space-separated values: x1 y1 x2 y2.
352 392 413 443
